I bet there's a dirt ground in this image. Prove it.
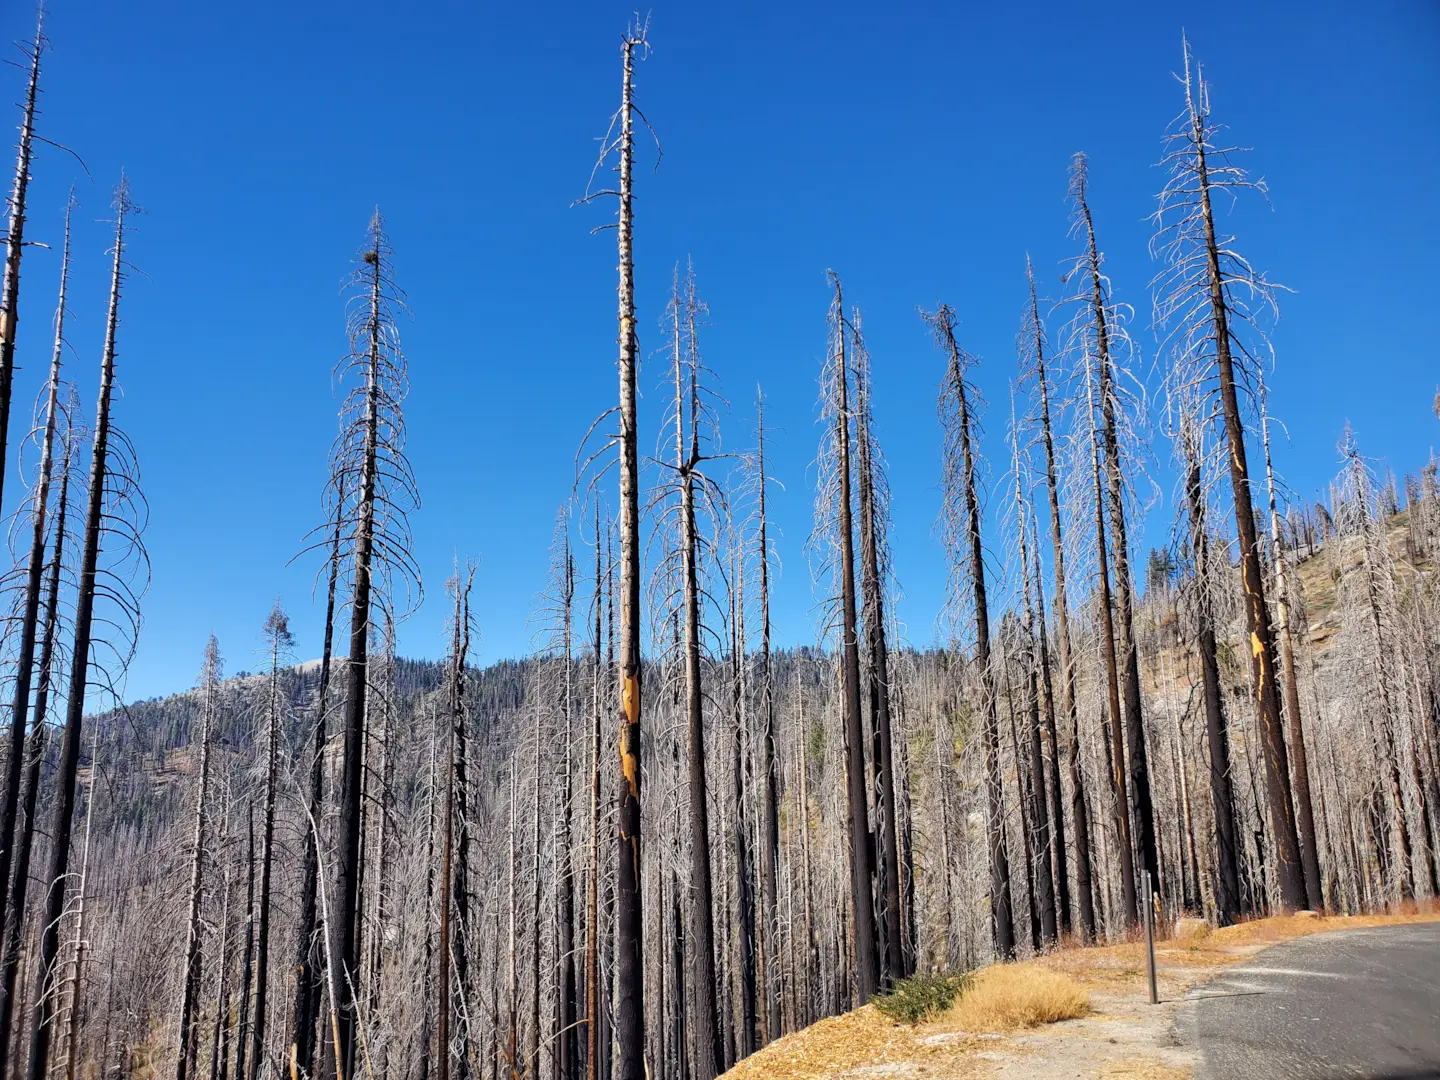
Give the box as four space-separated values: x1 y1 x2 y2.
720 910 1440 1080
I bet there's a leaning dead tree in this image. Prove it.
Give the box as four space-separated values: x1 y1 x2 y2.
319 210 421 1079
26 179 148 1080
577 22 654 1076
928 302 1016 960
1151 37 1308 910
0 10 46 518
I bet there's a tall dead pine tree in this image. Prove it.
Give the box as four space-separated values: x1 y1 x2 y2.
0 10 45 520
1021 259 1096 940
326 211 421 1078
578 24 653 1075
851 322 906 983
0 210 73 1065
1067 154 1159 907
751 391 783 1042
1152 39 1307 910
26 180 143 1080
815 272 881 998
661 265 723 1078
928 304 1016 960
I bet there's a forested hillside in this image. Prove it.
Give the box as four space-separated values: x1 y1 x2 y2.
0 10 1433 1080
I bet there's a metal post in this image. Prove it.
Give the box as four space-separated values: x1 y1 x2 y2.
1142 869 1158 1004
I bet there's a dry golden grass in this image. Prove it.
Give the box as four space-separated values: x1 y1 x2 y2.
1098 1061 1192 1080
936 962 1090 1033
720 909 1440 1079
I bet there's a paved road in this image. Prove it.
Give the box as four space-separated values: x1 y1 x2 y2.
1193 923 1440 1079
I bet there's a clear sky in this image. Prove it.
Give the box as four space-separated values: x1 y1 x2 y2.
4 0 1437 702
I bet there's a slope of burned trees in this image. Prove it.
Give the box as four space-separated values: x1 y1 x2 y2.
0 21 1432 1080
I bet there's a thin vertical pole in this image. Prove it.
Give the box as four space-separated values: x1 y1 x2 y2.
1142 870 1158 1005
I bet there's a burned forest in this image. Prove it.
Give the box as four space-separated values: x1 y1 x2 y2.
0 11 1432 1080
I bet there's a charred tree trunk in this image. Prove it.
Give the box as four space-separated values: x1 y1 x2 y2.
1084 354 1139 929
670 272 722 1079
1072 157 1159 900
0 13 44 523
1182 59 1308 910
0 205 71 1063
248 607 292 1080
752 394 782 1042
289 493 345 1080
332 220 386 1078
24 184 132 1080
1260 393 1324 909
610 31 647 1080
852 331 906 983
729 540 758 1058
557 539 579 1080
1014 468 1058 946
177 640 222 1080
1182 426 1242 925
928 304 1015 959
829 274 881 995
1026 262 1096 940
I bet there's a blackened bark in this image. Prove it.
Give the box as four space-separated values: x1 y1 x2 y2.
1188 89 1308 911
1027 265 1096 941
24 188 129 1080
830 275 881 995
853 340 905 983
1183 447 1241 925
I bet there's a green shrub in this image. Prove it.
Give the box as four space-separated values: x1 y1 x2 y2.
873 971 973 1025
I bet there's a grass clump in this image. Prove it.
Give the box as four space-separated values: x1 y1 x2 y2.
873 972 972 1025
943 963 1089 1032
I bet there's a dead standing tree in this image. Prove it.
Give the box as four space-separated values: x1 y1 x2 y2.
322 211 421 1079
576 23 655 1077
247 603 294 1080
0 190 72 1022
0 10 46 520
1172 406 1242 923
1006 393 1058 946
749 390 783 1042
175 637 222 1080
1065 153 1159 914
650 264 725 1079
1259 385 1324 908
1019 258 1096 941
0 383 77 1069
850 319 906 983
439 565 477 1080
1151 38 1308 910
809 272 880 999
288 487 346 1080
927 303 1016 960
26 179 148 1080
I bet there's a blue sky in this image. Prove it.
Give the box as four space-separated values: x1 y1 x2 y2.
4 0 1437 701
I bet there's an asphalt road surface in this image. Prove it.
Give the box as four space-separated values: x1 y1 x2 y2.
1193 922 1440 1079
